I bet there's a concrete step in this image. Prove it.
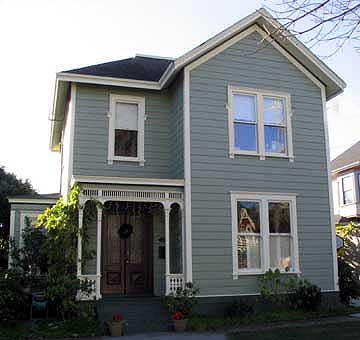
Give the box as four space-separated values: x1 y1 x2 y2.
97 296 172 334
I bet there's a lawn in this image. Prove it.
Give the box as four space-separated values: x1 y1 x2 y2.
227 321 360 340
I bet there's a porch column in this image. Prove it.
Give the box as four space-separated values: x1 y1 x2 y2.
96 205 103 299
77 206 84 277
164 202 171 295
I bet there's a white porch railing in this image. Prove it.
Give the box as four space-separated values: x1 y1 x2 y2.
77 274 99 300
166 273 185 295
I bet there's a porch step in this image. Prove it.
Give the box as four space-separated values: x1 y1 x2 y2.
97 296 172 334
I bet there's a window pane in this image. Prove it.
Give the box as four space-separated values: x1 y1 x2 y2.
265 126 286 153
237 201 260 233
269 202 290 233
234 94 256 122
343 190 353 204
270 235 291 270
115 102 138 130
264 97 285 125
238 235 261 269
234 123 257 151
342 176 353 191
114 129 138 157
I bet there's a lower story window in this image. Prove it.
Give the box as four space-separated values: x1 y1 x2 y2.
231 192 299 277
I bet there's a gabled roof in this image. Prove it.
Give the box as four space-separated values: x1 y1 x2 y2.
50 8 346 152
63 56 173 82
331 141 360 173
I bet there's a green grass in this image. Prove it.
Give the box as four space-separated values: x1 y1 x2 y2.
226 321 360 340
0 317 102 340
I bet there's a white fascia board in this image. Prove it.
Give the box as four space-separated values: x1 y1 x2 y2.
8 198 58 204
56 72 161 90
71 175 185 187
257 8 346 91
331 161 360 174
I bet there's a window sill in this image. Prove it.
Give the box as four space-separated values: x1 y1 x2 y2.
230 151 294 162
233 269 300 279
108 156 145 166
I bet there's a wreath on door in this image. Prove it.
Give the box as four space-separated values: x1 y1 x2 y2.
118 223 133 239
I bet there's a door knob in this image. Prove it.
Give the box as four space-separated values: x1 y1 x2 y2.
125 259 130 264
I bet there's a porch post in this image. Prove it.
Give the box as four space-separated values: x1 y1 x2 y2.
164 202 171 295
96 205 103 299
77 206 84 277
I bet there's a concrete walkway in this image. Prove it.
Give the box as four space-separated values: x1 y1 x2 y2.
101 333 226 340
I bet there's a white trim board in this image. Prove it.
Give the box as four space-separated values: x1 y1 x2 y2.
321 87 339 291
71 175 185 187
8 210 15 268
8 198 58 204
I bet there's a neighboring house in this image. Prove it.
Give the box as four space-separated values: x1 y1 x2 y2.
9 8 345 323
332 141 360 223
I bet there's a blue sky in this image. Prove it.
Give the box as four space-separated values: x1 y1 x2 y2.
0 0 359 193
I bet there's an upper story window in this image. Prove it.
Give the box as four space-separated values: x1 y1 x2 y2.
231 192 299 278
228 86 294 161
108 94 145 165
342 175 354 204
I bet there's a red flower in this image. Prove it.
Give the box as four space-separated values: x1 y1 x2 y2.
112 314 124 321
173 311 184 320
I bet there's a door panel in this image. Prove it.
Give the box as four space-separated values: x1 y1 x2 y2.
102 213 153 295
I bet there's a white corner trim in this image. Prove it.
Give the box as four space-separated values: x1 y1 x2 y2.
183 66 193 283
321 87 339 291
71 175 185 187
68 83 76 194
230 192 300 279
8 210 15 267
57 72 161 90
107 94 145 165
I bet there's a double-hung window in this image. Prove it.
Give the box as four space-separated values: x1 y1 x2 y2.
231 192 299 278
108 94 145 165
228 86 293 160
342 175 354 205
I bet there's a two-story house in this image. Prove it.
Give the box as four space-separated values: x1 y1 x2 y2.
9 9 345 328
332 141 360 223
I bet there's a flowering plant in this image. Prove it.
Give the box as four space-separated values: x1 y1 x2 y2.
172 311 184 320
112 314 124 322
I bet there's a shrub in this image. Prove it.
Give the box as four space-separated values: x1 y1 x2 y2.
258 269 321 311
165 282 199 318
0 271 28 321
338 257 360 305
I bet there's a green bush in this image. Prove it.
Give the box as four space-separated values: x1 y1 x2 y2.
258 269 322 311
165 282 199 318
338 257 360 305
0 271 28 321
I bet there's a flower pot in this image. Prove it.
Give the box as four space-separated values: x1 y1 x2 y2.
173 319 187 332
108 320 125 337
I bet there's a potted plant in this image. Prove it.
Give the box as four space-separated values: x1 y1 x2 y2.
165 282 199 332
108 314 125 337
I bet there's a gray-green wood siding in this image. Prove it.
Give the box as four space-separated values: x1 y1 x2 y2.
73 84 183 179
189 32 335 295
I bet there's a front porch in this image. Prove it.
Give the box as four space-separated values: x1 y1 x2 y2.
76 183 185 300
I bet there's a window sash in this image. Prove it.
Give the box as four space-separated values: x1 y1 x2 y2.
342 176 354 204
229 87 292 160
231 193 298 277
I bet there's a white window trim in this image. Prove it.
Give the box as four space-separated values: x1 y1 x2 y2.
107 94 145 166
227 86 294 161
340 173 356 206
231 192 300 279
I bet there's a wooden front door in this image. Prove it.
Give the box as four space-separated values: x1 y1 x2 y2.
102 213 153 295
